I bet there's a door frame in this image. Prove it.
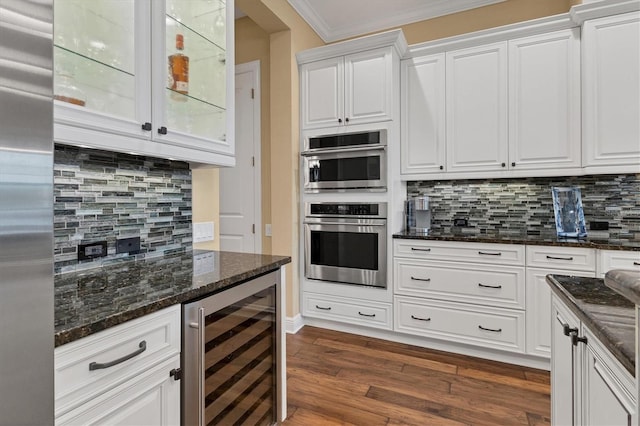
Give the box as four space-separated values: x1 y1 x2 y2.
234 59 262 253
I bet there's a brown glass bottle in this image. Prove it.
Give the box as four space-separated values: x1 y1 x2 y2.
168 33 189 99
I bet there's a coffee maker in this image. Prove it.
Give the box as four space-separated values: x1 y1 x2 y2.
405 196 431 234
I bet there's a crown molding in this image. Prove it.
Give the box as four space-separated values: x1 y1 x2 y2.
570 0 639 25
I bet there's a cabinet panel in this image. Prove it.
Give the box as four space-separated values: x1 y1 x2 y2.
344 48 393 125
300 57 343 129
551 295 581 426
55 305 181 417
598 250 640 277
56 355 180 426
508 29 581 170
400 54 446 175
526 245 596 272
303 293 392 330
395 296 525 353
394 239 525 266
395 259 525 309
583 12 640 168
446 42 508 173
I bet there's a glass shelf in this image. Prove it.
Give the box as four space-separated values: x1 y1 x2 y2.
166 0 226 49
165 88 226 141
54 45 136 119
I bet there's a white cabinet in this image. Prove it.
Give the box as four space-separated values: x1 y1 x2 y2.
445 42 508 173
53 0 235 166
582 11 640 172
300 47 395 130
526 245 596 358
393 240 527 355
598 249 640 277
55 306 181 425
551 294 636 425
400 53 446 175
303 293 392 330
401 27 581 179
508 29 581 171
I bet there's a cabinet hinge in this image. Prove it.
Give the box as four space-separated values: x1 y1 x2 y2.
251 88 255 99
170 368 182 381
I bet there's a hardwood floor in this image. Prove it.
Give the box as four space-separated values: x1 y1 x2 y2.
283 326 550 426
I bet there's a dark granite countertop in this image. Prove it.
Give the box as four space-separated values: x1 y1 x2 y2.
546 274 635 375
394 230 640 251
54 250 291 347
605 270 640 306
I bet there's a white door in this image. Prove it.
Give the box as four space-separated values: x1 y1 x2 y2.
219 61 261 253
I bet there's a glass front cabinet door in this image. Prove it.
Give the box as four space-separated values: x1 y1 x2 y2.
53 0 235 166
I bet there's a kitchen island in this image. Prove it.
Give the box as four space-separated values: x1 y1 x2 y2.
55 250 290 346
53 250 290 425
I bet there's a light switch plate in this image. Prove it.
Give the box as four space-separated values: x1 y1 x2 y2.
193 222 214 243
265 224 272 237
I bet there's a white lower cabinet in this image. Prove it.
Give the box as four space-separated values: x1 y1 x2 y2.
552 294 636 425
55 305 181 425
525 245 596 358
303 292 392 330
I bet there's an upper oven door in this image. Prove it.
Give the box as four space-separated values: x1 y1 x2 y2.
304 218 387 288
301 146 387 192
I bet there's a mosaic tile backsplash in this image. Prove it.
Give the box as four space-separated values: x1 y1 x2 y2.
407 174 640 242
54 145 192 273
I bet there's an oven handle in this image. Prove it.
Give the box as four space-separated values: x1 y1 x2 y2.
300 144 386 156
303 220 386 226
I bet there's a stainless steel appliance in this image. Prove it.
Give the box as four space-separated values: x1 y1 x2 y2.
0 1 54 424
182 270 282 426
301 130 387 192
304 202 387 288
405 196 431 234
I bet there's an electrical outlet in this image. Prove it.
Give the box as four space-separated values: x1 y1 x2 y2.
590 221 609 231
193 222 214 243
265 224 272 237
116 236 141 254
453 218 469 227
78 241 108 261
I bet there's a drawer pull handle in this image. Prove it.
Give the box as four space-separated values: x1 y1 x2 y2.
634 262 640 266
478 283 502 289
89 340 147 371
546 255 574 261
478 251 501 256
315 305 331 311
411 315 431 322
478 325 502 333
410 276 431 282
358 311 376 318
411 247 431 252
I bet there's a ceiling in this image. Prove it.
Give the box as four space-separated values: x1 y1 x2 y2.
285 0 507 43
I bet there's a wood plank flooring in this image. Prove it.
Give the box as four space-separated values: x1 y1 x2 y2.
283 326 550 426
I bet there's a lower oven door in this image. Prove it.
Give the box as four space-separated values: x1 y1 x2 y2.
304 218 387 288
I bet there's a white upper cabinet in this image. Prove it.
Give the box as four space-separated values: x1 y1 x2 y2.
446 42 508 173
53 0 235 166
582 11 640 171
508 29 581 171
301 47 394 130
400 53 446 175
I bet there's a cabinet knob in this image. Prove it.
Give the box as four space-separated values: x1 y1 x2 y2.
158 126 168 135
345 117 349 123
501 162 506 167
141 122 152 131
338 118 342 123
511 162 516 167
439 165 443 170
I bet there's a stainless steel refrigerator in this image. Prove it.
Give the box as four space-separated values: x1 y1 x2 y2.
0 1 54 424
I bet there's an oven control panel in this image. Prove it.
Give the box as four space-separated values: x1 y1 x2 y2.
307 202 387 218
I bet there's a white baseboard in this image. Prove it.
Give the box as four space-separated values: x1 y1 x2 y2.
286 314 304 334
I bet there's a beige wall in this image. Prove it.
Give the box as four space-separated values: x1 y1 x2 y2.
192 168 220 251
228 0 577 318
235 17 273 255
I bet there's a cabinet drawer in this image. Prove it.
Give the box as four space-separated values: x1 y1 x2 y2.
55 305 181 417
394 259 525 309
303 293 392 330
395 296 525 353
526 245 596 272
394 239 524 266
599 250 640 277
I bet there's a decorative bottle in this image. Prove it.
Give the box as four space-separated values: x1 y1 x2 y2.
168 33 189 100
